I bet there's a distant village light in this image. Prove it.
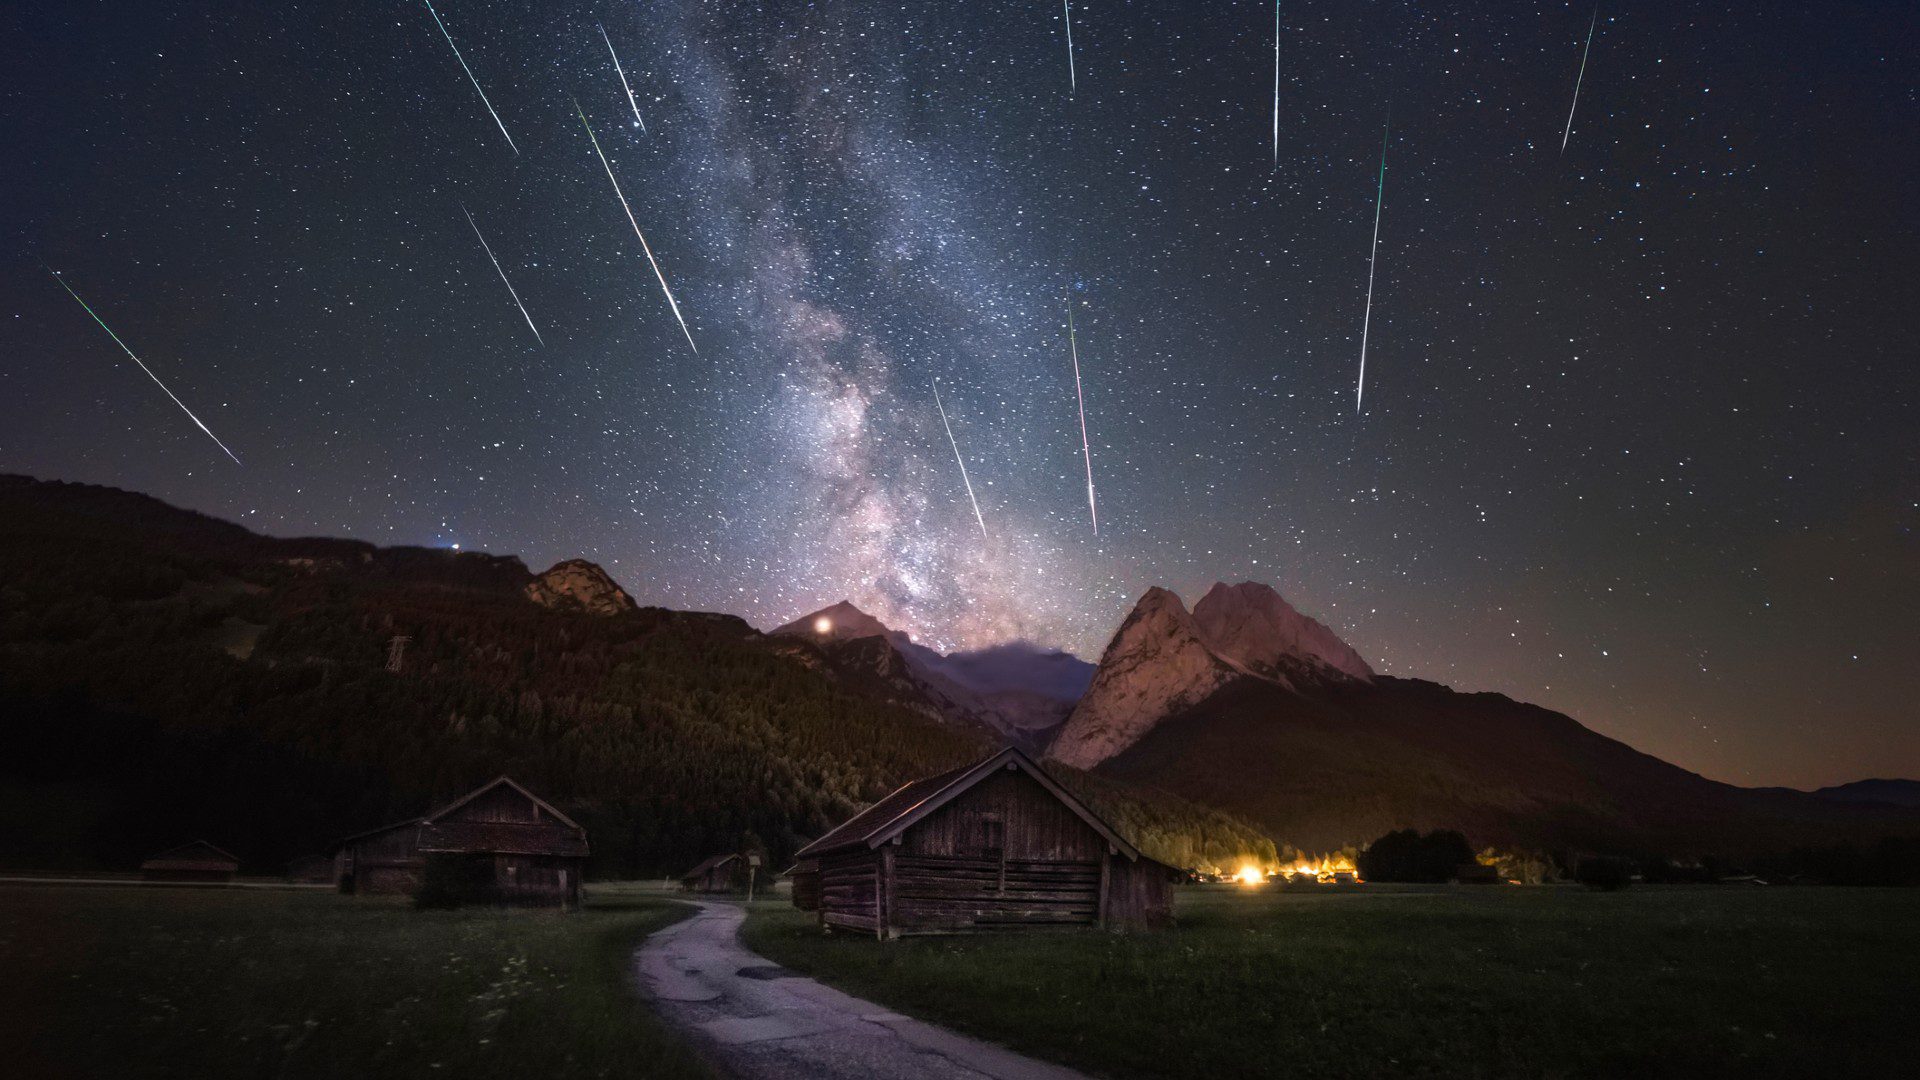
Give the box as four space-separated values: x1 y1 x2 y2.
814 616 832 634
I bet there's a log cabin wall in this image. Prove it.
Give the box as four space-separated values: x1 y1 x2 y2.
889 767 1107 933
337 823 423 894
819 849 882 934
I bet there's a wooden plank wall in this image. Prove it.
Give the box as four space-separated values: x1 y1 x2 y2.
819 850 881 933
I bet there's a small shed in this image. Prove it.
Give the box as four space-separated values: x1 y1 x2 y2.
415 777 588 908
787 857 821 911
140 841 239 883
332 817 426 895
681 852 749 893
794 746 1177 938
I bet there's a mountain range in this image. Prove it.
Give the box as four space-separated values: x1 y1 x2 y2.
2 473 1914 871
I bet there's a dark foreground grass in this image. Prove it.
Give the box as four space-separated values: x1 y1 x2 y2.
746 885 1920 1079
0 883 712 1080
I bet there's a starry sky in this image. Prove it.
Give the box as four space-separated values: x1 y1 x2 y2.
2 1 1915 789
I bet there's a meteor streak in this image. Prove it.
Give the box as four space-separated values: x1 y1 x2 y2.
1062 0 1076 93
461 204 543 346
932 381 988 543
573 99 698 354
1271 1 1281 165
1561 8 1597 154
1066 298 1098 535
46 268 242 465
1355 116 1388 415
421 0 516 155
597 23 648 133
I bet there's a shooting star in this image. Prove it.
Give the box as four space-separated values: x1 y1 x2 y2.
461 204 543 346
1062 0 1076 93
46 268 242 465
1355 116 1389 415
421 0 516 155
1066 297 1098 535
1271 1 1281 165
598 23 648 133
1561 8 1597 154
933 381 989 543
573 99 698 354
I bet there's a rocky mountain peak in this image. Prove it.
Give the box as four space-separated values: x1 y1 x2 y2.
772 600 896 643
524 559 637 616
1048 588 1242 769
1190 581 1374 684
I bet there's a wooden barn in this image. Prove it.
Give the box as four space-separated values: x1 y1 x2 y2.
680 852 749 893
140 841 239 883
786 857 821 911
332 817 425 895
793 746 1177 938
414 777 588 909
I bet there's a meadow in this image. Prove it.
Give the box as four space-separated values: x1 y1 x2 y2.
0 882 713 1080
745 884 1920 1079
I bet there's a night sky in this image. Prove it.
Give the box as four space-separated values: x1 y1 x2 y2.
3 1 1915 789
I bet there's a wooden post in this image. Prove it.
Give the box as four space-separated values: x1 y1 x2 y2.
879 844 896 940
1097 847 1113 929
746 854 760 903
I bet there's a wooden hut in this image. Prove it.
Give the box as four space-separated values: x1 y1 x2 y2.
793 746 1177 938
786 857 821 911
140 841 239 883
680 852 749 893
414 777 588 909
332 817 425 895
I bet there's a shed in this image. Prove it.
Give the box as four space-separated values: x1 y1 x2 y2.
332 817 425 895
680 852 749 893
793 746 1177 937
140 841 239 883
415 776 588 908
786 857 821 911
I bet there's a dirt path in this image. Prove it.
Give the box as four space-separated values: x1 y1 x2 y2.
636 900 1091 1080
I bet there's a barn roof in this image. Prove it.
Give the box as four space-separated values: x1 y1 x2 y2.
680 852 742 881
141 840 240 871
793 746 1144 861
414 776 590 858
332 816 423 850
420 776 584 831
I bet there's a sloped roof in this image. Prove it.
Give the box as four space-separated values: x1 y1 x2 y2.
332 816 424 850
419 776 584 832
680 852 743 881
141 840 239 870
793 746 1143 861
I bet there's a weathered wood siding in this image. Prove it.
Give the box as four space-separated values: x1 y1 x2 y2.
891 766 1105 933
337 823 423 895
790 859 821 911
1104 855 1176 930
819 850 881 933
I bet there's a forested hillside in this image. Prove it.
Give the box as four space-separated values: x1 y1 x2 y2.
0 476 1276 877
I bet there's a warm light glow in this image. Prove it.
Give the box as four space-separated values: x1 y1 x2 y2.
1236 865 1264 886
813 616 832 634
1282 854 1363 884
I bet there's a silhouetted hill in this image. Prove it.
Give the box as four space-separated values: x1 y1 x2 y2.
0 475 1274 876
1098 673 1920 856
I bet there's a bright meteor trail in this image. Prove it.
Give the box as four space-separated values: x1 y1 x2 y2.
1561 8 1598 154
573 99 698 354
461 204 543 346
1066 298 1098 535
1355 116 1388 415
1271 1 1281 165
1062 0 1076 93
598 23 648 134
46 268 242 465
421 0 516 156
933 381 989 543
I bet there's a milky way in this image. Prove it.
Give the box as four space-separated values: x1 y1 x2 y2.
4 1 1917 789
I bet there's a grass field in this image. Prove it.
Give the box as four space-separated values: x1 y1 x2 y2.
745 884 1920 1079
0 883 713 1080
